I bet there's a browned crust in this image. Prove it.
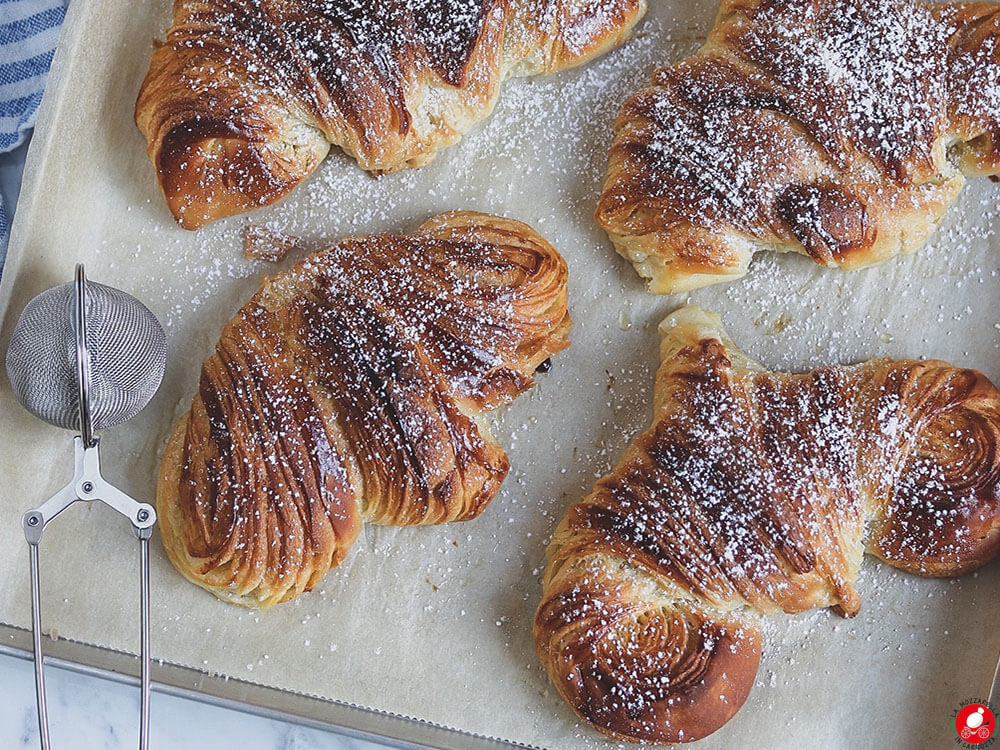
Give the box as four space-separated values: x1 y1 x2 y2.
861 363 1000 577
535 307 1000 742
535 557 762 744
157 211 571 608
597 0 1000 293
135 0 648 229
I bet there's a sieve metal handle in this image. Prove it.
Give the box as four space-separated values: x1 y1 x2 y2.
26 543 49 750
23 436 156 750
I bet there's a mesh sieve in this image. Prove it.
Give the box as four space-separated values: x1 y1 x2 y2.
6 276 166 432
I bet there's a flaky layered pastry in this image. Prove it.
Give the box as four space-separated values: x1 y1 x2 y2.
158 211 571 608
135 0 647 229
535 306 1000 743
597 0 1000 293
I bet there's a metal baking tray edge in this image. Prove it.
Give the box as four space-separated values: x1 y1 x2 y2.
0 625 528 749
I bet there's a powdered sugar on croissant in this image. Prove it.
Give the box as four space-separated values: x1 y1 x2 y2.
597 0 1000 293
535 305 1000 743
135 0 647 229
158 212 570 608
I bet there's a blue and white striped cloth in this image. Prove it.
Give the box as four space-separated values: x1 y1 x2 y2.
0 0 66 259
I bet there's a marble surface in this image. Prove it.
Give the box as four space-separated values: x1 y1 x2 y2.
0 653 386 750
0 142 394 750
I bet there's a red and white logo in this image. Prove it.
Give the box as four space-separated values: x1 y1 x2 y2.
956 703 996 744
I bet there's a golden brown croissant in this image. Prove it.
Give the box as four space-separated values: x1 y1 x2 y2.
596 0 1000 293
157 211 571 607
135 0 647 229
535 306 1000 743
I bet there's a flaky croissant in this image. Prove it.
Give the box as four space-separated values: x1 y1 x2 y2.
535 306 1000 743
597 0 1000 293
157 211 571 608
135 0 647 229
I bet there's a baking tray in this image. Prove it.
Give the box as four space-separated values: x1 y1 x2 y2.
2 0 999 748
0 625 516 749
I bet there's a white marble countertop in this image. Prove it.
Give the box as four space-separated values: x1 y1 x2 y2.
0 652 387 750
0 139 395 750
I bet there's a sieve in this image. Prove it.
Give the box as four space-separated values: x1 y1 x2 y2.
5 265 166 750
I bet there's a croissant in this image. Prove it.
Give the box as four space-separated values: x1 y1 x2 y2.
534 305 1000 743
135 0 647 230
157 211 571 607
596 0 1000 293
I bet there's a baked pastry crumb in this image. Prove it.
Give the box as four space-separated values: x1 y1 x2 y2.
242 224 300 263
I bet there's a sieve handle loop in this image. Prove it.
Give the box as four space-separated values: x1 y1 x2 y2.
73 265 94 448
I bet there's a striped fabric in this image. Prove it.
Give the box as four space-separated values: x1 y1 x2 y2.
0 0 66 255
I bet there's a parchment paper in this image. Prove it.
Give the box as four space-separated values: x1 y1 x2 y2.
1 1 998 748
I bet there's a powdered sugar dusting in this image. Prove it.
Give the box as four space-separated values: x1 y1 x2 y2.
599 0 1000 291
22 0 1000 746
